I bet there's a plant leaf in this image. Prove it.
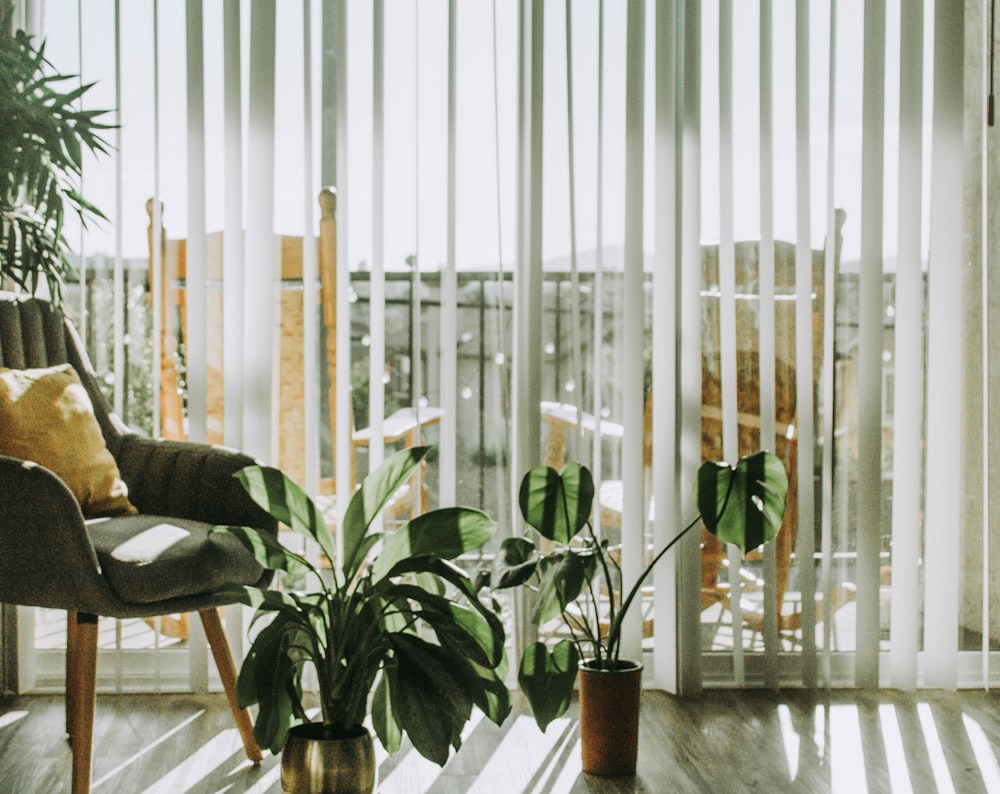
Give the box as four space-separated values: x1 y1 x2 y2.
386 633 473 766
371 674 402 755
694 450 789 555
493 536 539 589
213 524 312 577
519 463 593 543
533 550 594 625
234 466 336 566
342 446 428 578
517 640 579 731
372 506 496 580
378 559 507 666
239 614 311 753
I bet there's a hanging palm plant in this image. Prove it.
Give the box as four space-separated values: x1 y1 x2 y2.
0 5 113 302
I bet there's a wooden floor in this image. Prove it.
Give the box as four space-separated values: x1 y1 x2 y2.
1 688 999 793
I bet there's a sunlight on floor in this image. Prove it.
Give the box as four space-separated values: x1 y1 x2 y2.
376 710 485 792
917 702 955 794
0 710 28 729
776 704 800 780
877 703 911 793
768 699 1000 793
829 705 867 792
90 709 208 791
962 714 1000 792
465 716 577 794
7 690 997 793
136 729 245 794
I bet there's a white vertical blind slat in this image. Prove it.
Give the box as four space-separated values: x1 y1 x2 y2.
591 0 605 524
243 1 277 463
923 0 965 689
980 9 993 688
619 0 646 663
819 0 839 689
793 0 817 688
678 0 704 695
220 0 245 668
185 0 210 691
186 0 207 445
222 0 244 451
512 0 544 656
564 0 584 448
370 0 386 473
151 0 163 439
652 0 680 693
76 0 86 334
302 0 319 495
334 0 351 563
411 2 424 496
113 0 125 418
717 0 745 684
889 0 924 691
856 0 887 689
513 0 543 494
758 0 780 686
439 0 458 506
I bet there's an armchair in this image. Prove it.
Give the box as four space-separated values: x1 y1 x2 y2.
0 292 278 794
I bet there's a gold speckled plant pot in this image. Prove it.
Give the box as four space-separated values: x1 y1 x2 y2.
281 723 376 794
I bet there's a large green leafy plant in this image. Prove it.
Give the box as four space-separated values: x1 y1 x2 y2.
0 5 113 301
217 446 510 765
493 451 789 730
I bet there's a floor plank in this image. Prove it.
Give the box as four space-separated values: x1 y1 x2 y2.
1 689 999 792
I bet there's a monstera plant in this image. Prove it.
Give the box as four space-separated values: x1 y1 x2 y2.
1 4 113 301
493 451 789 776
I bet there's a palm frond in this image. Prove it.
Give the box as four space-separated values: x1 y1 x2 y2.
0 4 113 303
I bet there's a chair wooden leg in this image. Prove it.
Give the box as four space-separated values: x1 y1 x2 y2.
69 613 98 794
66 610 78 737
199 609 263 763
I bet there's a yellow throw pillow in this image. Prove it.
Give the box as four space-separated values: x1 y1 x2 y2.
0 364 136 517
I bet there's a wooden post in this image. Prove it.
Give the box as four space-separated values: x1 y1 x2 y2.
318 188 349 491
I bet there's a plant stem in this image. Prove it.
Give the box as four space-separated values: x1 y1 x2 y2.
584 520 618 660
606 513 704 653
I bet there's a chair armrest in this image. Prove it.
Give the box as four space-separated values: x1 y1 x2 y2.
114 433 279 534
0 455 117 611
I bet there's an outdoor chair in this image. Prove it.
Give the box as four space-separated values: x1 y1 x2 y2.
540 210 852 648
144 188 441 638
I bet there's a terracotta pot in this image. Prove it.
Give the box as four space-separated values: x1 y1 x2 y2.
280 723 376 794
577 658 643 776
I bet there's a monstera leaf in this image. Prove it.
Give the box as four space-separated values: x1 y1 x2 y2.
695 450 788 554
517 640 580 732
518 462 594 544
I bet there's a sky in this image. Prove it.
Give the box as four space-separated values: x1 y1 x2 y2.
40 0 930 273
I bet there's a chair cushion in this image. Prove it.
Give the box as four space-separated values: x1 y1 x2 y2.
87 514 265 604
0 364 135 517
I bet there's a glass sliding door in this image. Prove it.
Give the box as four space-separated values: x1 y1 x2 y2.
10 0 995 697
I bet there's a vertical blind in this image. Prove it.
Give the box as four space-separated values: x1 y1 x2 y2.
19 0 997 695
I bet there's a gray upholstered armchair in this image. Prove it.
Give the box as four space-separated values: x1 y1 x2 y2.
0 292 279 794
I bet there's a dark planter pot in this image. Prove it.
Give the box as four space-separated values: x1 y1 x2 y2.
578 658 643 776
280 723 376 794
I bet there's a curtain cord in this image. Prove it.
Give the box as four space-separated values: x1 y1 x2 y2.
990 0 995 125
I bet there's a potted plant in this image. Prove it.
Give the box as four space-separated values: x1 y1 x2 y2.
217 446 510 794
1 4 113 302
493 450 789 776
